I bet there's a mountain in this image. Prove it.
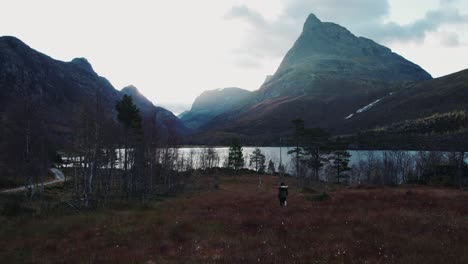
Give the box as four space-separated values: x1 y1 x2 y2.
180 87 251 131
0 36 188 146
194 14 433 143
121 85 190 135
261 13 431 99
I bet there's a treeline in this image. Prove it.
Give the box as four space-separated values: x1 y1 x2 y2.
285 119 467 188
352 110 468 150
67 93 188 206
349 151 467 187
0 93 201 204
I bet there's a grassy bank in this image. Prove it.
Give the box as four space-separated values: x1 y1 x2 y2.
1 174 467 263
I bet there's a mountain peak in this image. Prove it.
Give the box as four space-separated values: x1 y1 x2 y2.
0 35 26 46
121 84 139 94
0 36 33 53
304 13 321 29
121 85 156 113
70 57 94 72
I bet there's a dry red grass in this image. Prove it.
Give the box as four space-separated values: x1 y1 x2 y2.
1 175 467 263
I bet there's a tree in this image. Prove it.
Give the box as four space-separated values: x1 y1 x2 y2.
116 95 142 195
302 128 331 183
288 119 330 185
200 147 219 169
288 119 305 179
267 159 276 175
116 95 142 130
227 138 244 170
249 148 266 173
249 148 266 189
329 150 351 183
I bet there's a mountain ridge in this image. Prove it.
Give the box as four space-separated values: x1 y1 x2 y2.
187 14 435 143
0 36 188 145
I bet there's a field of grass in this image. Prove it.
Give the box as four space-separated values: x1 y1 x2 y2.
1 174 467 263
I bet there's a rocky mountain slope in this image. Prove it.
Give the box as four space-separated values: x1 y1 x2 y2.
193 14 433 143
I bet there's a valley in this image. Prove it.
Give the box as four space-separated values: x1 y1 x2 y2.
1 8 467 264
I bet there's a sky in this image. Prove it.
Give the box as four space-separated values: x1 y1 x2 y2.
1 0 468 114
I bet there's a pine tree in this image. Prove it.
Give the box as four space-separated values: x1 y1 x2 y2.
249 148 266 173
227 138 244 170
288 119 305 178
329 150 351 183
302 127 331 182
116 95 142 130
115 95 142 195
249 148 266 189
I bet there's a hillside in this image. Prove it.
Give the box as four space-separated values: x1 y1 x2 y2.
342 69 468 133
0 36 188 145
121 85 190 136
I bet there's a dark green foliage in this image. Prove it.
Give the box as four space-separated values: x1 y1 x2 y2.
329 150 351 183
227 138 244 170
116 95 142 130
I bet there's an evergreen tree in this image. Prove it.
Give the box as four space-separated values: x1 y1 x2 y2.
227 138 244 170
116 95 142 130
267 159 276 175
115 95 142 194
329 150 351 183
249 148 266 173
288 118 305 178
302 128 331 182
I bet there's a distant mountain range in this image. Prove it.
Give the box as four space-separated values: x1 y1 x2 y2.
183 14 467 145
1 13 467 148
179 87 251 131
0 36 189 146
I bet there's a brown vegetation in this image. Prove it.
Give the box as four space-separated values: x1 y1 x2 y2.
1 174 467 263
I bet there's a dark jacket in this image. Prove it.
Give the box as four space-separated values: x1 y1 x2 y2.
278 186 288 199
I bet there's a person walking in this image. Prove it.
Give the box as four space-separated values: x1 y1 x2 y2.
278 182 288 207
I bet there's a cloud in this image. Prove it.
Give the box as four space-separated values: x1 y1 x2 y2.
368 7 468 44
439 31 461 46
226 0 468 62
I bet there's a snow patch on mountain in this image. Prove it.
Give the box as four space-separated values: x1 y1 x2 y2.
345 92 395 119
356 98 382 113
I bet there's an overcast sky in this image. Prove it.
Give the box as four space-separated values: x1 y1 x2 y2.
1 0 468 112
